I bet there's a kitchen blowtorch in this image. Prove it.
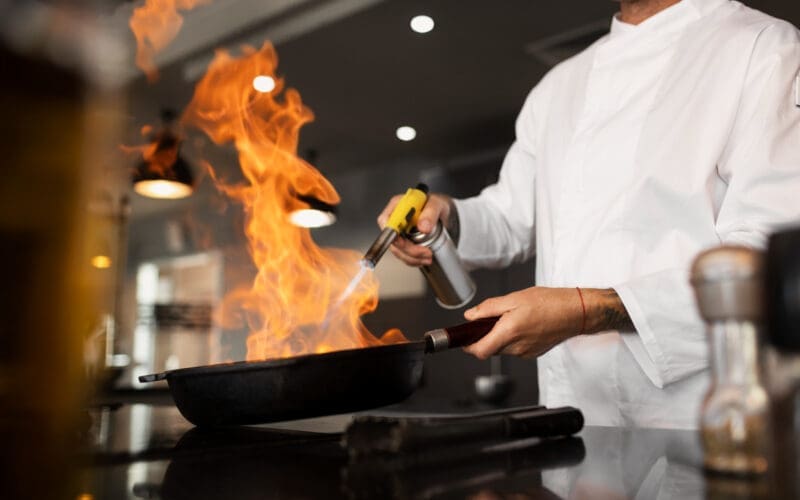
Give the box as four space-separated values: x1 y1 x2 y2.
359 182 476 309
362 183 429 267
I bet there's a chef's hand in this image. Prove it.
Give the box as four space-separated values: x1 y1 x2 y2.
462 287 634 359
376 192 454 267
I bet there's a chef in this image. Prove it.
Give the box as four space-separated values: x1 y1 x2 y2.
379 0 800 428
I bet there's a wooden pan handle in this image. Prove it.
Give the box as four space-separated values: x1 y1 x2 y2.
424 316 500 352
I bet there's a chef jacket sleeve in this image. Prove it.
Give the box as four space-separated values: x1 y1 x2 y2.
452 89 539 270
616 22 800 388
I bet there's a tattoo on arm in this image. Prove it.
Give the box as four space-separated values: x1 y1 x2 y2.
445 198 460 245
596 289 635 332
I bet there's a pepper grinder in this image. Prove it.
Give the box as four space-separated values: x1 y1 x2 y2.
691 245 770 475
763 226 800 496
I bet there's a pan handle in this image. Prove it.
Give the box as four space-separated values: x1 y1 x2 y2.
139 372 168 383
424 316 500 352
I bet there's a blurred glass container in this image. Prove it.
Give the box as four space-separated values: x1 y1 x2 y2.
764 226 800 496
691 246 770 475
0 43 90 499
0 2 128 497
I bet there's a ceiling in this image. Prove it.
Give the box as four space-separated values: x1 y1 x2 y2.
124 0 617 172
117 0 800 216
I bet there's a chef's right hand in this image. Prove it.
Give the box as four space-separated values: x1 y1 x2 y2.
377 193 453 267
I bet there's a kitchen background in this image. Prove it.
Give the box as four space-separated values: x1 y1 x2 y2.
26 0 800 409
101 0 800 410
2 3 800 498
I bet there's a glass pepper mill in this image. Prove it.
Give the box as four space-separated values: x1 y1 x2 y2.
763 227 800 496
691 246 770 475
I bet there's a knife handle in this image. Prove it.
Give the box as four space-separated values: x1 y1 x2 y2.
425 316 499 352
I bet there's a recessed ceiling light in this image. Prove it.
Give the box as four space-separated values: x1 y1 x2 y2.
252 75 276 93
396 126 417 141
410 15 434 34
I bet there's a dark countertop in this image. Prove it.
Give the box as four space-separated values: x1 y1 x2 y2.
79 400 797 500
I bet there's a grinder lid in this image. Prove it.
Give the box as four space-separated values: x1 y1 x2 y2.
690 245 763 321
765 226 800 352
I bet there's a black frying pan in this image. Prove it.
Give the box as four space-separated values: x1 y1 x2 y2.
139 317 499 426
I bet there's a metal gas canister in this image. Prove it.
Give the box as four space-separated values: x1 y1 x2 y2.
408 221 476 309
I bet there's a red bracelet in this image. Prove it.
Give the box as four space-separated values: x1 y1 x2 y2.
576 287 586 335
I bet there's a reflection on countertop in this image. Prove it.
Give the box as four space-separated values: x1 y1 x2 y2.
80 402 797 500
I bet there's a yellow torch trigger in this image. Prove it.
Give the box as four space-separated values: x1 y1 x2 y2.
386 184 429 234
362 183 429 267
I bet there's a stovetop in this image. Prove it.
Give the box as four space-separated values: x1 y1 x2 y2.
79 394 795 500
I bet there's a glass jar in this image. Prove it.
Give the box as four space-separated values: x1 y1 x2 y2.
691 246 770 475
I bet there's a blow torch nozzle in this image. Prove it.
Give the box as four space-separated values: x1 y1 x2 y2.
362 227 397 268
363 183 429 268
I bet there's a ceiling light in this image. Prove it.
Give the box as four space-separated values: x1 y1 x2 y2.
289 209 337 228
410 15 434 34
396 126 417 141
252 75 276 93
133 179 193 199
132 109 195 200
132 151 194 199
289 194 338 228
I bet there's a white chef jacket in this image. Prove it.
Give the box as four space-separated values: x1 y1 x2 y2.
454 0 800 428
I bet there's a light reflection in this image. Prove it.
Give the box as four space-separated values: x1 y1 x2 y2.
91 255 112 269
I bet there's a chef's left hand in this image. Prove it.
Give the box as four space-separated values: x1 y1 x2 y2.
462 286 585 360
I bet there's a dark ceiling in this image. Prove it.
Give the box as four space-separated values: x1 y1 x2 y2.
130 0 617 178
128 0 800 180
276 0 617 173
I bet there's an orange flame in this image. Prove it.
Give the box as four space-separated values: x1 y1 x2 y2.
129 0 210 82
182 42 405 360
121 127 178 179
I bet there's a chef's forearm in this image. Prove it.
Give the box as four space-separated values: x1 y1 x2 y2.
583 288 635 333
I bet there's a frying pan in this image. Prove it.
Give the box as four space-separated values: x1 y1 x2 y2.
139 317 499 427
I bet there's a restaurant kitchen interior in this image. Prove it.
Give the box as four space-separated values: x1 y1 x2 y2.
2 0 800 499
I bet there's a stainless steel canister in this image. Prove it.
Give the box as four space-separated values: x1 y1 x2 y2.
408 221 476 309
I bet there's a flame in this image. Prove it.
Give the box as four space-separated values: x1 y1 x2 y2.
182 42 405 360
129 133 177 177
121 126 178 180
129 0 210 82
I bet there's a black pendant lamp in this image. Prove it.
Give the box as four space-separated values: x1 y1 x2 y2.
289 194 338 228
132 109 194 199
287 150 337 228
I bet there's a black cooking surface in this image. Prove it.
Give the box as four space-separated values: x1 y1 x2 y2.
83 402 587 499
81 396 796 499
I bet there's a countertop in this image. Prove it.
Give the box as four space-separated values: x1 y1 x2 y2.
80 399 797 499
